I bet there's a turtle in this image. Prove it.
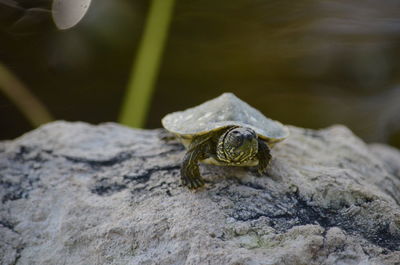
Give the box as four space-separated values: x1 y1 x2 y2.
161 93 289 189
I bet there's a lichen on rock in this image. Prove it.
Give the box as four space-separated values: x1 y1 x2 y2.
0 121 399 265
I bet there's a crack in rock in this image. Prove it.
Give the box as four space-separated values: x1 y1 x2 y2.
219 184 400 251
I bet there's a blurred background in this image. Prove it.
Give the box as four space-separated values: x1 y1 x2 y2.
0 0 400 148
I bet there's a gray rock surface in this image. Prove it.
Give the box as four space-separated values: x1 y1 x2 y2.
1 121 400 265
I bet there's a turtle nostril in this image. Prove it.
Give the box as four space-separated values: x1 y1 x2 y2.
244 133 253 140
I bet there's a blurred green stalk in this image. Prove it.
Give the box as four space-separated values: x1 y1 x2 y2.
0 62 54 127
119 0 175 127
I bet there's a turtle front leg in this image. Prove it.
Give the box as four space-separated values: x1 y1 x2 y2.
181 148 207 189
180 133 213 189
257 140 272 175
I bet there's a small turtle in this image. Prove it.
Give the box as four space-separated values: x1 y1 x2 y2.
162 93 289 189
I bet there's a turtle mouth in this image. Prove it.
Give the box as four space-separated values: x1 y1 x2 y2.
234 151 245 163
232 147 257 165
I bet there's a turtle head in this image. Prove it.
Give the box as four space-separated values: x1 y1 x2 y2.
217 126 258 164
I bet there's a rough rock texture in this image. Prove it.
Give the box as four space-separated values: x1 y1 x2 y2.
1 121 400 265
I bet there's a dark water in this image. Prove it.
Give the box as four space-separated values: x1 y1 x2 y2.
1 0 400 148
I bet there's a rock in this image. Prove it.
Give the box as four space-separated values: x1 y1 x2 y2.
0 121 400 265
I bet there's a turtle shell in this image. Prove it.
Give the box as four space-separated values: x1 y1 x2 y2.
162 93 289 144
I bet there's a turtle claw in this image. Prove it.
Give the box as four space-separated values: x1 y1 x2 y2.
257 164 268 175
182 175 205 189
257 168 267 177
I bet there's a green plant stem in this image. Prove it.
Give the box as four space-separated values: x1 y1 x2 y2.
119 0 175 128
0 62 54 127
